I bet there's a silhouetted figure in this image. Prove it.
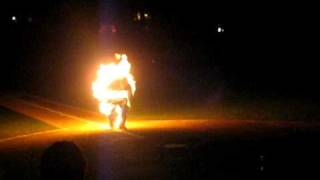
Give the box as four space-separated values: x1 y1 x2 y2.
40 141 86 180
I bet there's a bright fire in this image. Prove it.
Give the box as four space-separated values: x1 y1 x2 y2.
92 54 136 129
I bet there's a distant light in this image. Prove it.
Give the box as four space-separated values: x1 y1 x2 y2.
11 16 16 21
217 26 224 33
144 13 149 18
137 12 141 21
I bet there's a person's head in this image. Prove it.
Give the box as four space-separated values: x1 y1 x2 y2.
40 141 86 180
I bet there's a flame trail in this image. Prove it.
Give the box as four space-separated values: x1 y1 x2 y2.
92 54 136 129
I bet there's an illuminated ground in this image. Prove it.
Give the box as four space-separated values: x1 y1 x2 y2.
0 95 320 179
0 106 56 140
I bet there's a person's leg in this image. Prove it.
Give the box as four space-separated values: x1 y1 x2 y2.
120 106 127 129
109 108 116 128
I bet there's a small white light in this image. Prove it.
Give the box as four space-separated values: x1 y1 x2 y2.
144 13 149 18
12 16 16 21
260 166 264 171
137 12 141 21
217 26 224 33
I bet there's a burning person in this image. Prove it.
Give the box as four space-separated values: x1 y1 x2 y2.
92 54 136 129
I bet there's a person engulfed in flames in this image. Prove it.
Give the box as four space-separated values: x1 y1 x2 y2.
92 54 136 130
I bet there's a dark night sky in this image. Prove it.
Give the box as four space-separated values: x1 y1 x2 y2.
1 1 319 109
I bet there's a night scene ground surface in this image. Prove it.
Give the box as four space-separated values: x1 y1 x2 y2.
0 94 320 179
2 1 319 179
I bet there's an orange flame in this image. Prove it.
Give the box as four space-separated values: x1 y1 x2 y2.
92 54 136 129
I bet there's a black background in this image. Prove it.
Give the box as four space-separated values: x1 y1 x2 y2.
1 0 319 110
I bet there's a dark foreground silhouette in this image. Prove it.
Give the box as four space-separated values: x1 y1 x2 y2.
40 141 86 180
